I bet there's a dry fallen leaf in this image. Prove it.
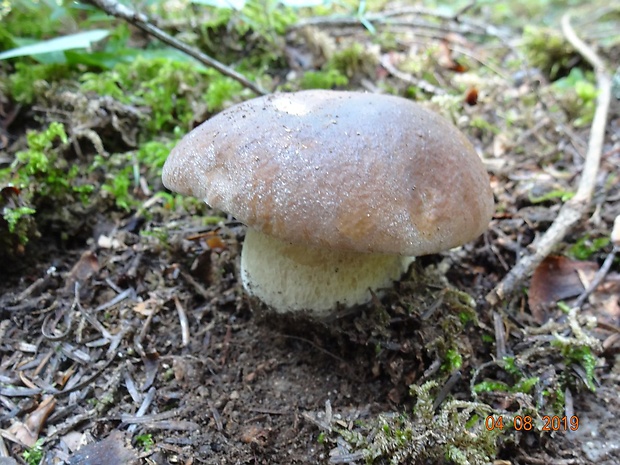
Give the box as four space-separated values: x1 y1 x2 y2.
206 234 226 251
7 395 56 447
68 431 137 465
437 40 468 72
64 251 99 292
464 86 479 106
528 255 598 323
587 272 620 325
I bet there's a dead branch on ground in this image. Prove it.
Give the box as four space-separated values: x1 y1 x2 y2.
83 0 267 96
291 5 511 40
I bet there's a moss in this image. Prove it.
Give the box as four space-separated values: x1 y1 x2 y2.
522 26 577 80
558 344 597 391
194 0 297 69
81 57 204 132
567 235 610 260
442 348 463 372
300 69 349 89
80 57 248 133
328 42 377 80
1 0 69 39
328 381 501 464
204 76 244 112
8 62 73 104
0 122 96 250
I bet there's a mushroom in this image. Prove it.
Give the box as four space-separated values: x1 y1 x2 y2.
162 90 494 317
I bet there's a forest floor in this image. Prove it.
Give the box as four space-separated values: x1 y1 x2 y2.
0 1 619 464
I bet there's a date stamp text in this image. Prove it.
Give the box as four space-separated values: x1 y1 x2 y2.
485 415 579 432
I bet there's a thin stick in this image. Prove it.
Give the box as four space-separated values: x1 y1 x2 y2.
83 0 267 96
486 12 612 305
573 245 618 309
174 296 190 348
379 54 446 95
292 7 510 40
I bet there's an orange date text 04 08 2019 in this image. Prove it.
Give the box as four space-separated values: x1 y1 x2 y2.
484 415 579 432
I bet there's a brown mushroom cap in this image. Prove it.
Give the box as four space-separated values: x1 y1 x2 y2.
162 90 494 256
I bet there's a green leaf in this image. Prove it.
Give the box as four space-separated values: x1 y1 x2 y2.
280 0 329 6
191 0 246 10
0 29 110 60
64 49 136 69
528 188 574 204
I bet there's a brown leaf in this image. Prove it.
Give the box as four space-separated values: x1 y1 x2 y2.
528 255 598 323
206 234 226 251
588 272 620 325
25 396 55 436
464 86 479 106
64 251 99 292
68 431 137 465
8 395 56 447
437 40 467 72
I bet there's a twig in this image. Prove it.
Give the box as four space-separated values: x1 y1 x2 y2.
573 245 618 309
292 7 510 40
174 296 190 347
432 370 461 410
486 12 612 306
493 312 507 359
83 0 267 96
379 54 446 95
128 386 156 433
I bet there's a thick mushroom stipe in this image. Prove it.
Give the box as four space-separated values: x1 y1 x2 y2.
241 229 413 315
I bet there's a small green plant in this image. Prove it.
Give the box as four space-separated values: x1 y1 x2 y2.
553 68 598 126
473 357 539 396
13 121 68 176
528 188 574 204
469 117 501 135
238 0 297 39
2 0 72 40
473 380 510 394
567 235 610 260
102 166 134 211
22 439 44 465
502 356 520 377
558 343 597 391
3 206 36 235
135 433 154 451
442 348 463 372
513 376 540 395
94 138 176 211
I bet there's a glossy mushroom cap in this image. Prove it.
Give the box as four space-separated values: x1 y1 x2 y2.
162 90 494 257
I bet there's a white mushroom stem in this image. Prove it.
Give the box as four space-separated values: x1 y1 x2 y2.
240 229 414 317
